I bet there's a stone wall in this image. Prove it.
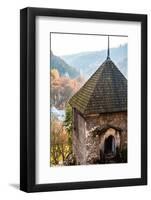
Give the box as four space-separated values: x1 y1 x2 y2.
72 109 87 165
85 112 127 163
72 110 127 165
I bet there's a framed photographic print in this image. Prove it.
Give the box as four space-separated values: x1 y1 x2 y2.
20 7 147 192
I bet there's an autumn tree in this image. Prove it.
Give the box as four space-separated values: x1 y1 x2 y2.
51 68 60 79
50 68 85 166
50 116 71 166
51 68 84 109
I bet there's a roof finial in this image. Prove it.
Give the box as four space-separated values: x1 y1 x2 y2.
107 36 110 59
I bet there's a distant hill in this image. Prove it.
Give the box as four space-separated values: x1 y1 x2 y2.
50 51 79 78
62 44 127 79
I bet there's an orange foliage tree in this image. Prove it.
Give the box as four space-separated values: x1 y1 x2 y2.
51 69 84 109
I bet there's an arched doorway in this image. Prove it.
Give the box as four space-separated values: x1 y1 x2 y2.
104 135 115 154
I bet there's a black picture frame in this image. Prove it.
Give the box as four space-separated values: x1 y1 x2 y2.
20 7 147 192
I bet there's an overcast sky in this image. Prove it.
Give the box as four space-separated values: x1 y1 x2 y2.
51 33 128 56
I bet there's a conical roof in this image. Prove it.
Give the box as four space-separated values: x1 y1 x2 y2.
69 58 127 115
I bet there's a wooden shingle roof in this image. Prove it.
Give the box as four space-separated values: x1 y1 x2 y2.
69 58 127 115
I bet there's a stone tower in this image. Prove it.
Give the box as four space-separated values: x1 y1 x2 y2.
69 37 127 164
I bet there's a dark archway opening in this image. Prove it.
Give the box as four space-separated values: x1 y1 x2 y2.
104 135 115 154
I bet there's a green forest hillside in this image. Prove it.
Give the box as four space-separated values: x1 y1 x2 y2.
50 51 79 78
